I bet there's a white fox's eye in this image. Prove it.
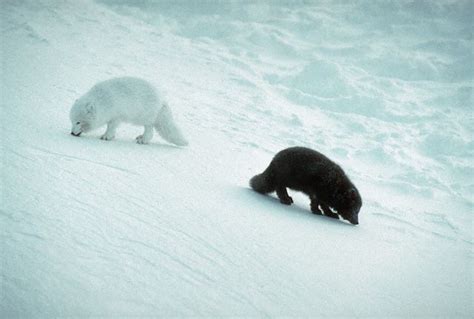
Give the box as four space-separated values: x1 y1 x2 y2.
76 122 80 125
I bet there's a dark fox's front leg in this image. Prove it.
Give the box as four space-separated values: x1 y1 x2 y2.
319 202 339 219
310 196 339 219
276 185 293 205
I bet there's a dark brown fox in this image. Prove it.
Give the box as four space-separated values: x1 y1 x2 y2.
250 146 362 225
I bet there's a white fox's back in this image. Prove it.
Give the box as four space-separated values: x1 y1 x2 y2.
87 77 162 125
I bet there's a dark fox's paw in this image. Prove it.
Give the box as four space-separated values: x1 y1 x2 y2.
311 205 322 215
325 211 339 219
279 197 293 205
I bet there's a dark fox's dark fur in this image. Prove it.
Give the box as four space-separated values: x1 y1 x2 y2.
250 146 362 224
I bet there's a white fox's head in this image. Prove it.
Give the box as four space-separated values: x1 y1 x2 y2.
69 99 98 136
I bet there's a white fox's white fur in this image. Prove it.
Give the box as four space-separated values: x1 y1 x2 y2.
69 77 188 146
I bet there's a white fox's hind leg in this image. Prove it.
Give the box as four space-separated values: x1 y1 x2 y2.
101 120 119 141
136 125 154 144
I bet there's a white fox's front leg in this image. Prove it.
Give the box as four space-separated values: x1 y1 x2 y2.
101 120 119 141
136 125 154 144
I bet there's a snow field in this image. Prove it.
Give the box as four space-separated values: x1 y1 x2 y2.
1 0 473 317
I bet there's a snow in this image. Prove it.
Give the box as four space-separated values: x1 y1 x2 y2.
1 0 473 317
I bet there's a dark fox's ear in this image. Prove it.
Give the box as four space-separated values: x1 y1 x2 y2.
348 188 357 199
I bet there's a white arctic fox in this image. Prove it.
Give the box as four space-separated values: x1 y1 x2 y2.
70 77 188 146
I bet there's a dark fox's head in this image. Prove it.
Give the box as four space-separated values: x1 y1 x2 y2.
333 187 362 225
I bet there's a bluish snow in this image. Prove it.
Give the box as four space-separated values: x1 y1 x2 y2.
1 0 473 317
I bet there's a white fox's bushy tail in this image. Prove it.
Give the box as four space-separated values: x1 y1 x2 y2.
154 102 188 146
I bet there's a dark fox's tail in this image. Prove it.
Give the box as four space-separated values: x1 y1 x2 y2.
249 165 276 194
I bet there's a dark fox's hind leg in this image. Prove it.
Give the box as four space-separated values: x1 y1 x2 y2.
276 186 293 205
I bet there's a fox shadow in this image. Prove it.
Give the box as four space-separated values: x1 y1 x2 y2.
242 186 354 226
67 130 184 151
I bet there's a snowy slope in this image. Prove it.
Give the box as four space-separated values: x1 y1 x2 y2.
1 0 473 317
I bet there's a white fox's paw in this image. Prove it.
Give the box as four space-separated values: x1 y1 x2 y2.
100 133 115 141
136 135 150 144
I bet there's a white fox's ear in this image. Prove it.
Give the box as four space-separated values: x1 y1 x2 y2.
85 102 95 114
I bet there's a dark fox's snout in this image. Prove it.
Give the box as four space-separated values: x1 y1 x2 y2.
349 215 359 225
71 132 81 137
